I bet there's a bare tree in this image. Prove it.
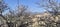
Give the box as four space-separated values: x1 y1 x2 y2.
0 0 10 27
6 5 32 27
36 0 60 27
0 0 32 27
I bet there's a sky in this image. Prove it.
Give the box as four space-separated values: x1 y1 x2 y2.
4 0 60 13
4 0 46 12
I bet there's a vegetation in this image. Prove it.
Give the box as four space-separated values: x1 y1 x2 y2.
0 0 60 27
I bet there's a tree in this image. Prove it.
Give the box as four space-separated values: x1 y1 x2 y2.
37 0 60 15
6 5 32 27
37 0 60 27
0 0 32 27
0 0 9 27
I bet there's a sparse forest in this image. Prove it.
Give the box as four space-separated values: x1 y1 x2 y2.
0 0 60 27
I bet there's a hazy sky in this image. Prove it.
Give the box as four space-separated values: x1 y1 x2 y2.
4 0 46 12
4 0 60 12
